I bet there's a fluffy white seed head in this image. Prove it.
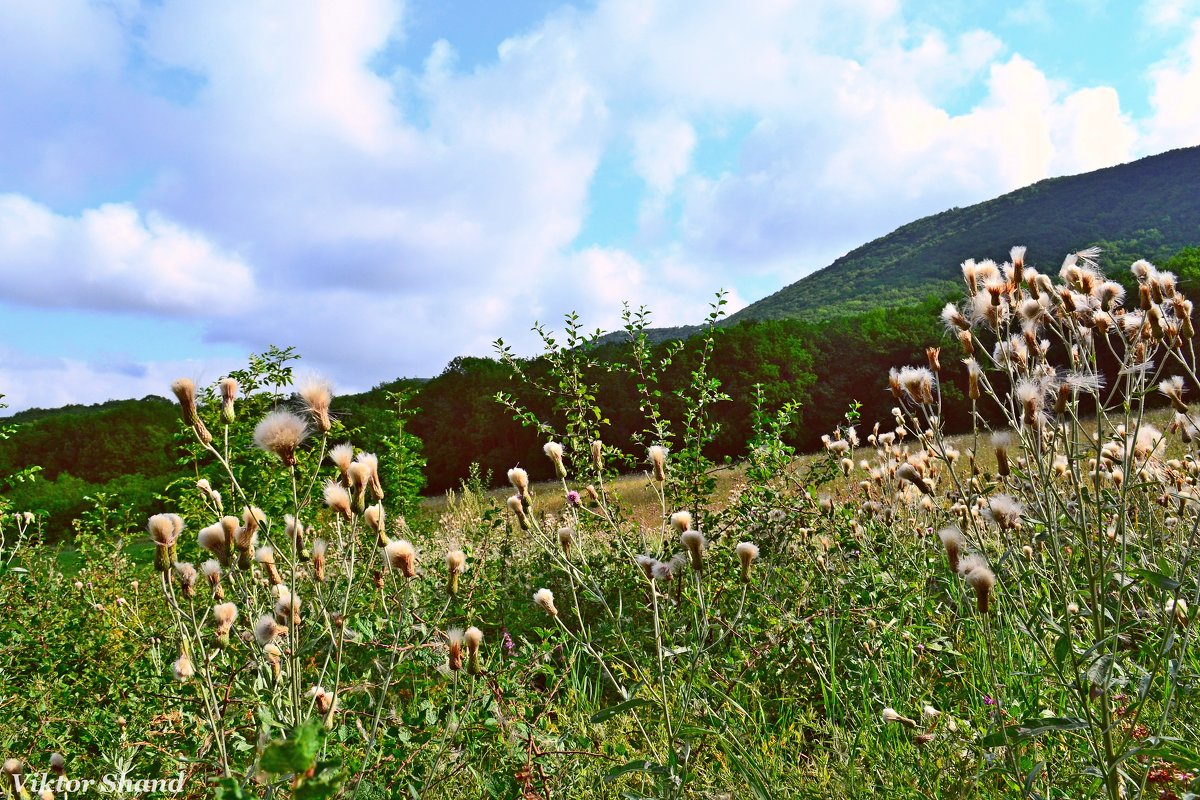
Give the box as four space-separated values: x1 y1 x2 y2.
253 410 310 465
534 588 558 616
507 467 530 494
323 481 353 518
148 513 184 547
297 377 334 433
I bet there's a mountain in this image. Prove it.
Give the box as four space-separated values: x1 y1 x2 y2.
728 145 1200 324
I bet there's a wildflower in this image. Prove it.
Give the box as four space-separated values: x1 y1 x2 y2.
819 494 833 515
329 443 354 484
941 302 970 332
213 602 238 646
255 546 283 585
882 707 917 728
896 366 935 404
173 652 195 682
175 561 198 598
297 377 334 433
681 529 705 571
736 541 759 583
218 377 238 423
323 481 353 519
465 626 484 675
312 539 327 583
938 527 964 572
253 410 309 466
586 485 599 504
926 347 941 373
347 461 372 511
384 540 417 578
984 494 1023 530
446 549 466 595
308 685 336 715
201 559 223 598
635 554 657 580
508 467 531 499
442 627 466 672
1166 598 1190 627
557 527 574 555
507 494 529 530
591 439 604 469
274 585 301 625
961 259 978 293
284 513 305 555
502 629 515 654
235 507 263 569
364 503 388 547
1010 245 1026 284
566 490 580 507
648 445 668 482
171 377 212 445
948 327 970 360
896 463 931 495
966 565 996 613
923 704 941 720
826 438 850 454
49 752 65 776
991 432 1011 478
263 642 283 680
255 614 286 645
355 452 384 500
534 588 558 616
149 513 184 572
544 441 567 479
1159 376 1188 413
1067 602 1080 615
1015 380 1045 428
670 510 693 532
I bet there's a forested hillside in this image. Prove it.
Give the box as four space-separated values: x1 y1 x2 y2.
731 145 1200 322
6 138 1200 540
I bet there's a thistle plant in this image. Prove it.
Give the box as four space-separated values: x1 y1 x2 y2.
867 247 1200 798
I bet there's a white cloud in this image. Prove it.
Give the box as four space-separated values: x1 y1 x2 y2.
0 0 1190 411
1145 21 1200 152
631 115 696 195
0 195 256 315
0 345 238 413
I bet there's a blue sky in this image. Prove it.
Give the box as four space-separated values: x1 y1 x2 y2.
2 0 1199 411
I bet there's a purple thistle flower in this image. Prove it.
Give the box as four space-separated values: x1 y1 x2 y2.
501 628 515 654
983 695 997 706
566 490 581 507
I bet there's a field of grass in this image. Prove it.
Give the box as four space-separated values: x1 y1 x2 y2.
4 260 1200 799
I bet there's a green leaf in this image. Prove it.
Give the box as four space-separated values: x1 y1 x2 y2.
604 760 667 782
979 717 1088 747
213 777 250 800
260 719 324 775
590 697 653 724
1130 569 1181 592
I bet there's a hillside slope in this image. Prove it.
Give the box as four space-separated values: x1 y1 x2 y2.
729 145 1200 323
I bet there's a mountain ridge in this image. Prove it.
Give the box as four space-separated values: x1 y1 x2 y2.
725 145 1200 324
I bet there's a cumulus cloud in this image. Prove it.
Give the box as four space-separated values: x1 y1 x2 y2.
0 0 1195 411
1145 21 1200 152
0 195 255 315
0 344 239 413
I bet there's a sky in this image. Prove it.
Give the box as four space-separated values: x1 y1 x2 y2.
2 0 1200 412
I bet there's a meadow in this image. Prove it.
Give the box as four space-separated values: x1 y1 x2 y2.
2 248 1200 799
